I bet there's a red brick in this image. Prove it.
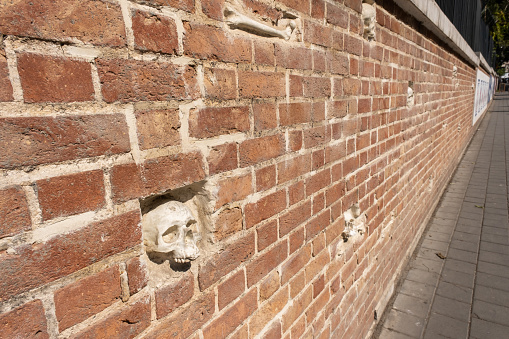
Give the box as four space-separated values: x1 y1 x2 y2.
202 0 224 20
126 256 148 296
289 227 305 253
257 220 278 251
198 232 255 290
144 293 215 339
73 296 151 339
281 245 312 284
190 106 249 138
256 165 276 192
135 108 180 150
289 181 305 206
290 75 303 96
239 135 285 166
262 321 282 339
330 100 348 119
97 58 199 103
358 98 371 113
17 53 94 103
279 200 311 237
132 9 177 54
313 274 325 298
345 35 362 56
0 115 130 169
253 102 277 132
279 102 312 126
288 131 303 152
306 169 331 196
282 287 312 331
0 300 48 338
0 186 31 239
218 270 245 310
54 266 122 331
326 182 345 207
305 209 330 241
238 71 285 98
313 49 327 72
254 40 275 66
326 4 348 29
0 0 126 46
216 173 252 207
343 78 362 96
37 170 105 221
277 154 311 184
249 287 288 336
260 271 280 302
311 0 325 19
279 0 310 14
304 125 330 148
344 0 362 13
245 190 287 228
312 191 325 213
304 20 332 47
0 51 13 102
111 152 206 203
208 143 238 175
204 67 237 100
0 211 140 302
328 52 349 75
247 240 287 287
202 289 258 339
183 22 251 63
275 44 312 70
214 207 243 241
306 288 329 323
243 0 282 22
155 271 194 319
303 76 331 98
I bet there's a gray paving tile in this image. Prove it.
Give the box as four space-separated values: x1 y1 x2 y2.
435 281 473 304
410 257 443 275
456 217 481 228
393 293 430 319
443 258 476 274
430 295 471 322
422 238 449 252
399 280 435 302
405 268 440 286
446 248 478 264
452 231 480 244
476 272 509 292
477 261 509 279
472 299 509 325
424 313 468 339
383 309 424 338
426 231 452 243
469 318 509 339
378 327 416 339
481 225 509 236
449 239 479 253
441 269 475 288
416 247 446 262
479 241 509 255
478 251 509 266
474 284 509 308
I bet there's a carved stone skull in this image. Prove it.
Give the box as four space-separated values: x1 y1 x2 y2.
142 201 201 263
342 203 367 241
362 3 376 42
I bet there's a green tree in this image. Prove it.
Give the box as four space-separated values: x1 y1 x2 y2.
483 0 509 74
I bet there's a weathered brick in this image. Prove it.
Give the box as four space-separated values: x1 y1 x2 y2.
303 76 331 98
305 209 330 241
326 3 348 29
0 211 141 302
0 50 13 102
126 256 148 296
245 190 287 228
344 0 362 13
37 170 105 221
239 135 285 167
54 266 122 331
279 200 312 237
0 115 130 169
214 207 243 241
260 270 280 302
0 300 48 338
279 0 310 14
330 100 348 119
0 0 126 46
131 0 194 12
208 143 238 175
277 154 311 184
281 245 312 284
239 71 286 98
111 152 206 203
203 289 258 339
155 271 194 319
257 220 278 251
198 232 255 290
275 44 312 70
216 173 253 207
279 102 312 126
144 293 215 339
0 186 31 239
189 106 250 138
328 52 349 75
249 287 288 336
306 169 331 196
135 108 180 150
218 270 245 310
254 102 277 132
304 125 330 148
247 240 288 287
289 130 303 152
204 67 237 100
311 0 325 19
183 22 251 63
132 9 178 54
304 20 332 47
97 58 199 103
73 296 151 339
202 0 224 20
17 53 94 103
256 165 276 192
254 40 275 66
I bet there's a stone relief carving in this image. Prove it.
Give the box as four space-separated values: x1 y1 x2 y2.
142 201 201 263
341 203 367 242
407 86 414 107
362 2 376 42
224 0 298 40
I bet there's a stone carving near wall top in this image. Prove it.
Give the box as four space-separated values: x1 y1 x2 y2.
407 86 414 107
142 201 201 263
224 0 298 40
362 2 376 42
341 203 367 242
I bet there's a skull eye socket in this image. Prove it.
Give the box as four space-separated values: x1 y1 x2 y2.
162 225 180 243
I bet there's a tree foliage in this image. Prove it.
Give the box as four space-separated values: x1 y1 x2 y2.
483 0 509 73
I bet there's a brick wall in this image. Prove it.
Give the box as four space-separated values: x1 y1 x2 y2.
0 0 479 338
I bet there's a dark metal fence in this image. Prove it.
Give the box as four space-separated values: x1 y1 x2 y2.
435 0 495 67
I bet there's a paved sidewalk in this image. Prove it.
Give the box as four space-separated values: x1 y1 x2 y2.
374 92 509 339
